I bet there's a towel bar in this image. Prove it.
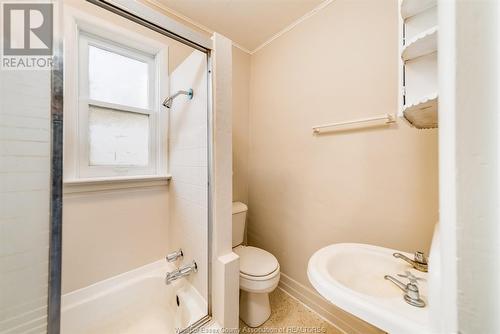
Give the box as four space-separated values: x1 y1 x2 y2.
312 114 395 134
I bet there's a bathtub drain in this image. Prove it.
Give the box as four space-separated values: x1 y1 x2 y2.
176 295 180 307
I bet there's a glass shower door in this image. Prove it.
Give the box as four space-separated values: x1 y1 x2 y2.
0 62 52 333
0 1 211 332
59 1 210 333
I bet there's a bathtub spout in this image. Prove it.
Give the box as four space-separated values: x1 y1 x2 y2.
165 261 197 285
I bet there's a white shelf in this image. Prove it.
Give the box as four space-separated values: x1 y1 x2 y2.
402 26 438 61
402 94 438 129
401 0 437 19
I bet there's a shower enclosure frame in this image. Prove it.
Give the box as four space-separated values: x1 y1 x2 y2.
48 1 215 332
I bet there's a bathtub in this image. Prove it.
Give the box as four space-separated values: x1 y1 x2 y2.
61 260 207 334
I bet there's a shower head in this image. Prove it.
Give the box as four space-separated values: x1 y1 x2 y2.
163 97 174 109
162 88 193 108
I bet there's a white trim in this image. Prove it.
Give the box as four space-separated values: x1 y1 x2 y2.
278 273 384 334
141 0 335 55
87 99 152 115
142 0 252 54
437 1 500 332
398 0 405 119
64 174 171 185
77 32 159 178
143 0 211 34
251 0 335 54
436 1 457 332
63 175 171 194
229 41 252 55
63 5 169 182
210 34 240 329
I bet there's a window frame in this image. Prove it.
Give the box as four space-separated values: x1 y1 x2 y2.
79 33 157 178
63 12 169 184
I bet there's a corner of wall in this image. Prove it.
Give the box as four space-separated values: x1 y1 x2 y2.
211 33 240 329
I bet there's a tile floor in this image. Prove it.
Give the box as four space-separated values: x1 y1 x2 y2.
239 288 343 334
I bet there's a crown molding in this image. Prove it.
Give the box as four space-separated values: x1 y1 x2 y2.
142 0 253 54
141 0 334 55
251 0 335 54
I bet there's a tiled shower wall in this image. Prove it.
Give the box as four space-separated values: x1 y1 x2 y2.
0 71 51 332
168 50 209 302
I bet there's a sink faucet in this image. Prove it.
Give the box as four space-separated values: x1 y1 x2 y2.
165 261 197 285
393 251 428 272
384 275 426 308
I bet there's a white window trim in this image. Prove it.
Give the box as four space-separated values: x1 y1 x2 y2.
63 7 170 188
78 33 158 178
63 175 172 195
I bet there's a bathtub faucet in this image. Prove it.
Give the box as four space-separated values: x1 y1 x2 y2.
165 261 197 285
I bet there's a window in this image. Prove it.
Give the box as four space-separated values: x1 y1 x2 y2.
88 107 149 166
69 31 167 180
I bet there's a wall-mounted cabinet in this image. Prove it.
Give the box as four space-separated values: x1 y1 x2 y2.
398 0 438 129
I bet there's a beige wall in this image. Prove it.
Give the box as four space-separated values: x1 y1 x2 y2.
232 48 251 203
247 0 438 290
62 188 169 293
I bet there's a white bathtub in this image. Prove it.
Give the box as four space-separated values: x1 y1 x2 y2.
61 260 207 334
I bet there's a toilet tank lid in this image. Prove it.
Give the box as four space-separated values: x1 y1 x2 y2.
232 202 248 214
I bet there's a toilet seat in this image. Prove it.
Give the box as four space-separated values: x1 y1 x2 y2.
234 245 279 279
233 244 281 327
234 245 281 292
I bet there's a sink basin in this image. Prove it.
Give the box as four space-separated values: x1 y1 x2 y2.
308 243 430 333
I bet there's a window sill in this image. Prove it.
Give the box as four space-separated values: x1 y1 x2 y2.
63 175 171 194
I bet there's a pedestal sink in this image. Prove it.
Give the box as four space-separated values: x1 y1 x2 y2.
307 243 430 333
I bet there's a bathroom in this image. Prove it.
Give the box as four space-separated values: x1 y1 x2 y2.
0 0 498 333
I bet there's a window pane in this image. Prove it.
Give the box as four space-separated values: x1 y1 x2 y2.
88 45 149 109
89 106 149 166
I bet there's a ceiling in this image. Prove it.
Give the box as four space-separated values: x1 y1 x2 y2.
154 0 325 52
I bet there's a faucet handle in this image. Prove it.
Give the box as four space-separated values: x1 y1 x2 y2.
414 251 427 265
166 249 183 262
397 270 425 285
393 252 428 272
384 275 426 308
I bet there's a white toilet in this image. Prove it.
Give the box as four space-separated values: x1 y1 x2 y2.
232 202 280 327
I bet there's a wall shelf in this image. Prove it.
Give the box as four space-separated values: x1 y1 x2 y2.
402 94 438 129
399 0 438 128
402 26 438 61
401 0 437 19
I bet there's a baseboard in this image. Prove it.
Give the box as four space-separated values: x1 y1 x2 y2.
278 273 384 334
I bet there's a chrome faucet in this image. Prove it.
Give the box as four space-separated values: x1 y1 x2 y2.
165 261 197 285
166 248 183 262
384 275 426 308
393 251 428 272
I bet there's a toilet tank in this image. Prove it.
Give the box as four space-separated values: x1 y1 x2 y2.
232 202 248 247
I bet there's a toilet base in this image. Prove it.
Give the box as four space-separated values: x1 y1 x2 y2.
239 290 271 327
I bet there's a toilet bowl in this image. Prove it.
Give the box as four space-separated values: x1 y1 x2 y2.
232 202 280 327
234 245 280 327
